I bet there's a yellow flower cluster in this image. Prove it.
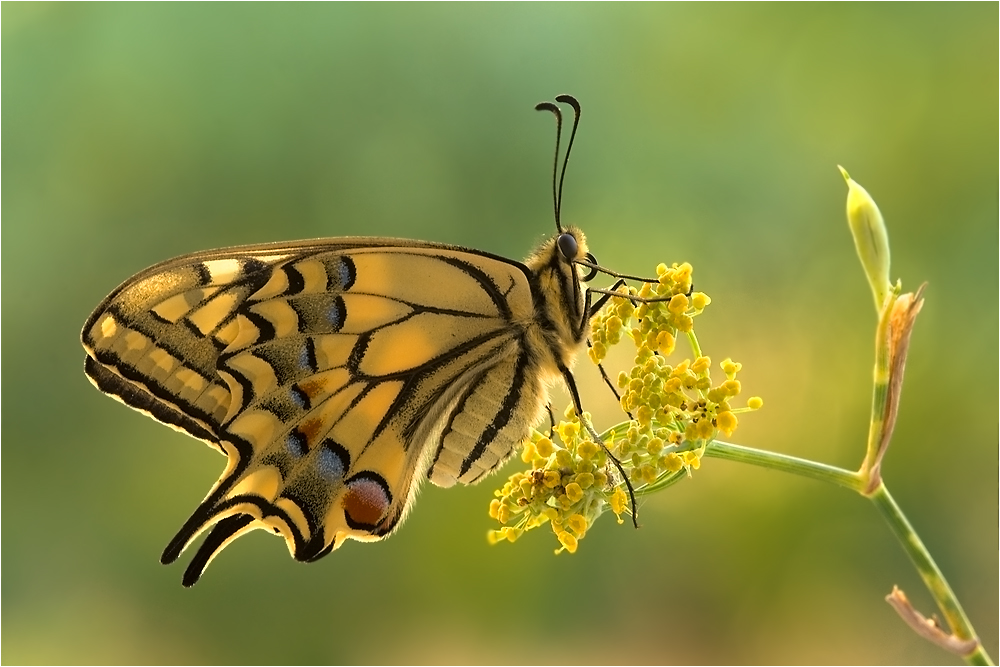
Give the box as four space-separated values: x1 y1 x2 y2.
489 262 762 553
487 414 612 553
589 262 699 365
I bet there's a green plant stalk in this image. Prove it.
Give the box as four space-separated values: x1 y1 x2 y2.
636 467 688 495
860 293 894 484
869 482 991 665
703 440 865 492
865 309 891 470
685 329 703 358
695 439 992 664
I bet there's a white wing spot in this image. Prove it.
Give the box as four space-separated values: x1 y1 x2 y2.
100 314 117 339
202 259 243 285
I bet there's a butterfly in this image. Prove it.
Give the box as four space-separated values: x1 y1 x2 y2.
81 95 651 586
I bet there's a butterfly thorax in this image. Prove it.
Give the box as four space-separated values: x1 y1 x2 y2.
522 226 591 373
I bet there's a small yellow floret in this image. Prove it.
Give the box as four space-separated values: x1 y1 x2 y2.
535 437 555 458
567 513 588 536
683 421 700 441
565 482 584 503
747 396 764 410
682 450 701 470
663 452 683 472
668 293 689 314
636 405 653 427
559 421 580 441
691 356 711 374
674 262 693 283
717 410 738 436
610 487 628 521
577 440 599 460
555 450 574 469
557 531 579 554
655 330 675 355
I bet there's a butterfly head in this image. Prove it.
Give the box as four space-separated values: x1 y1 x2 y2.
525 225 590 279
523 224 593 355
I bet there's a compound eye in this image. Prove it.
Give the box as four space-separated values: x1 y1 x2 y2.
557 232 579 261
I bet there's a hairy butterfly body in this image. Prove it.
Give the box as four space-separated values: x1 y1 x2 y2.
82 95 622 586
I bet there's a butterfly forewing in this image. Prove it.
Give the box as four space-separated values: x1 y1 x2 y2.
82 236 585 584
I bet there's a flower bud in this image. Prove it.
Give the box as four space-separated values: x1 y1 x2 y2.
839 166 892 310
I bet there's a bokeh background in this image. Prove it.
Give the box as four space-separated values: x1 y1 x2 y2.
4 4 996 664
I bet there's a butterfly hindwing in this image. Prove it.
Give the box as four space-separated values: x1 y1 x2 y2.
83 237 579 584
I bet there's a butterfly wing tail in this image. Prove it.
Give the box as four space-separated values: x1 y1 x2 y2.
177 514 255 587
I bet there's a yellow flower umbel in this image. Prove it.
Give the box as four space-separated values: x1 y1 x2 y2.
487 415 611 553
489 262 762 553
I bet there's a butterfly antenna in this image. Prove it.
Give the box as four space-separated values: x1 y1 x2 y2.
554 94 581 232
535 99 564 233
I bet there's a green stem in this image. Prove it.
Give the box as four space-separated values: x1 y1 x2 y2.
703 440 865 492
699 440 991 664
686 330 703 358
861 296 894 483
636 468 687 495
869 482 991 665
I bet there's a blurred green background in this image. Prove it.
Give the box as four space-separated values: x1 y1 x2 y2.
4 4 996 664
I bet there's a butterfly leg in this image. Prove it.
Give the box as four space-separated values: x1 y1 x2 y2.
545 403 556 437
586 339 632 420
587 278 629 318
557 361 639 528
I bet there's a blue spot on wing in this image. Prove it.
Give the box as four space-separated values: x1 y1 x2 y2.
289 385 308 410
337 257 356 290
324 256 356 291
286 430 308 458
317 439 350 481
327 297 345 331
